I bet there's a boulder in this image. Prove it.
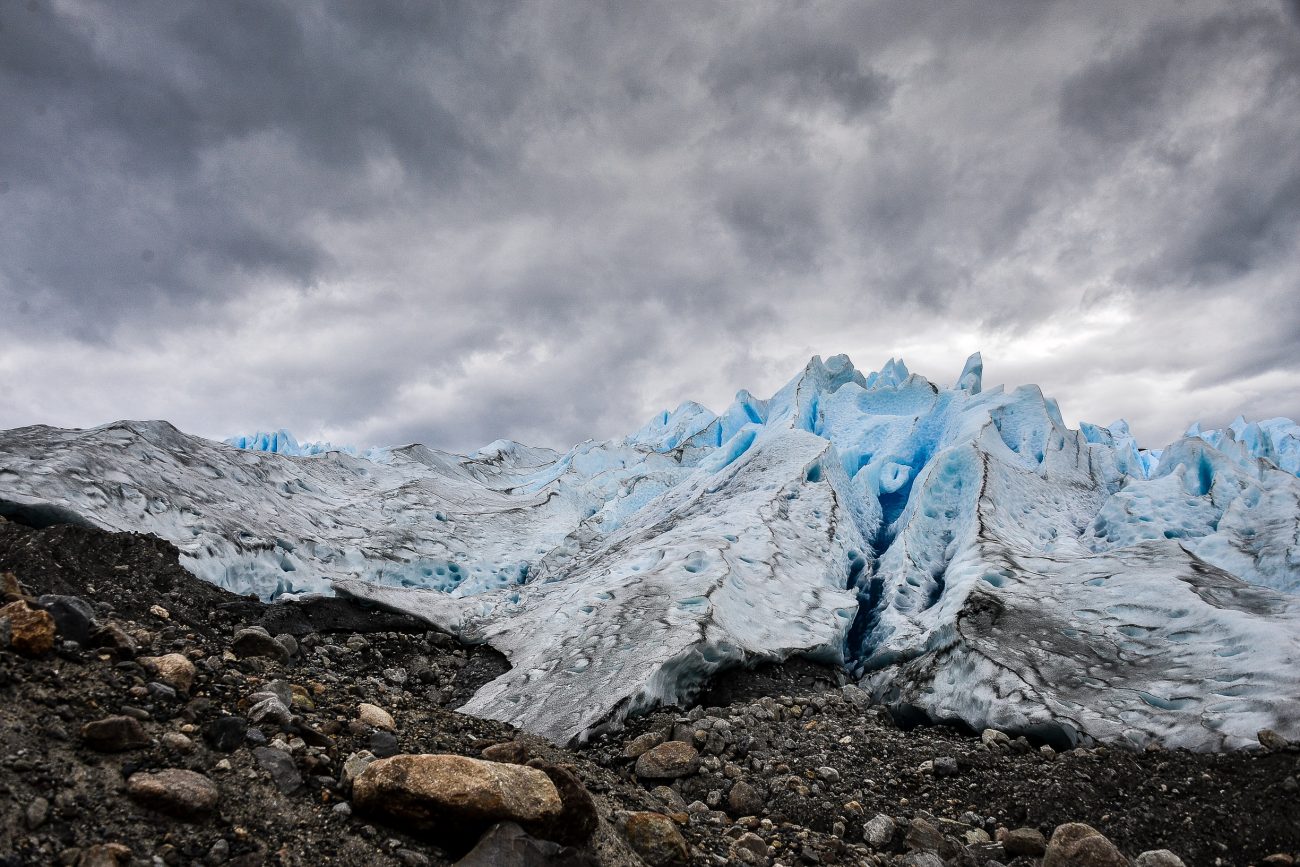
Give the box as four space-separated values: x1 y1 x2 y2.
352 754 562 831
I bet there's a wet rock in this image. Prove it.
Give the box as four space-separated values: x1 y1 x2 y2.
36 594 96 645
202 716 247 752
274 633 298 657
1003 827 1047 857
635 741 701 780
253 746 303 794
352 754 562 830
357 701 395 731
81 715 150 752
0 599 56 654
126 769 220 819
231 625 289 661
138 653 196 693
454 821 597 867
623 811 689 866
1135 851 1187 867
1044 823 1128 867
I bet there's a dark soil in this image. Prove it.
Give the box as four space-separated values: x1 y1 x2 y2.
1 516 1297 867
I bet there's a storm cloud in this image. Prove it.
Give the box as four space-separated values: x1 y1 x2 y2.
1 0 1297 451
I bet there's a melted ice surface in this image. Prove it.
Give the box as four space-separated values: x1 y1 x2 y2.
2 353 1298 748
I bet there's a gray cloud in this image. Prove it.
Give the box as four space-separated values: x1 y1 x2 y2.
1 0 1298 452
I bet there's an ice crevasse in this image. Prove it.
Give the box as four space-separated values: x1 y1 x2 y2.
1 352 1298 750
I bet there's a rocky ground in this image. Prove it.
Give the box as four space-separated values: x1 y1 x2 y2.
1 516 1297 867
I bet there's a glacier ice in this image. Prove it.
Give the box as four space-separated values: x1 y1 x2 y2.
1 352 1298 749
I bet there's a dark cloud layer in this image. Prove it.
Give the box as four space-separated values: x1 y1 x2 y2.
1 0 1297 451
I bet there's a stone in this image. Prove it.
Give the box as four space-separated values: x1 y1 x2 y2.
148 604 170 620
622 731 664 759
205 838 230 865
139 653 196 694
650 786 687 811
342 750 378 791
357 702 395 731
1003 827 1047 857
1262 856 1296 866
981 728 1012 749
730 832 768 864
0 599 56 654
864 813 896 847
1 571 23 602
274 633 298 657
26 796 49 829
367 729 400 757
726 780 766 817
253 746 303 794
231 626 289 661
202 716 248 752
37 594 96 645
126 769 220 819
1044 823 1128 867
454 821 597 867
1258 729 1291 751
77 843 133 867
905 817 945 852
352 754 562 830
529 761 598 846
91 621 138 657
623 811 689 866
933 756 958 777
81 715 150 752
1135 852 1187 867
161 731 195 753
902 854 944 867
634 741 701 779
483 740 533 764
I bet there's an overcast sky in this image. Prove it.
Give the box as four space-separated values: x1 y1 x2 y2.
2 0 1298 452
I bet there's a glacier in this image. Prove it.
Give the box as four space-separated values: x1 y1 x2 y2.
1 353 1298 750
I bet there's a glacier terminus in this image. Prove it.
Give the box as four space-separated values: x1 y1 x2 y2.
1 353 1297 751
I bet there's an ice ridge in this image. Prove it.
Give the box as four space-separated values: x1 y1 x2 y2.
2 355 1298 749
